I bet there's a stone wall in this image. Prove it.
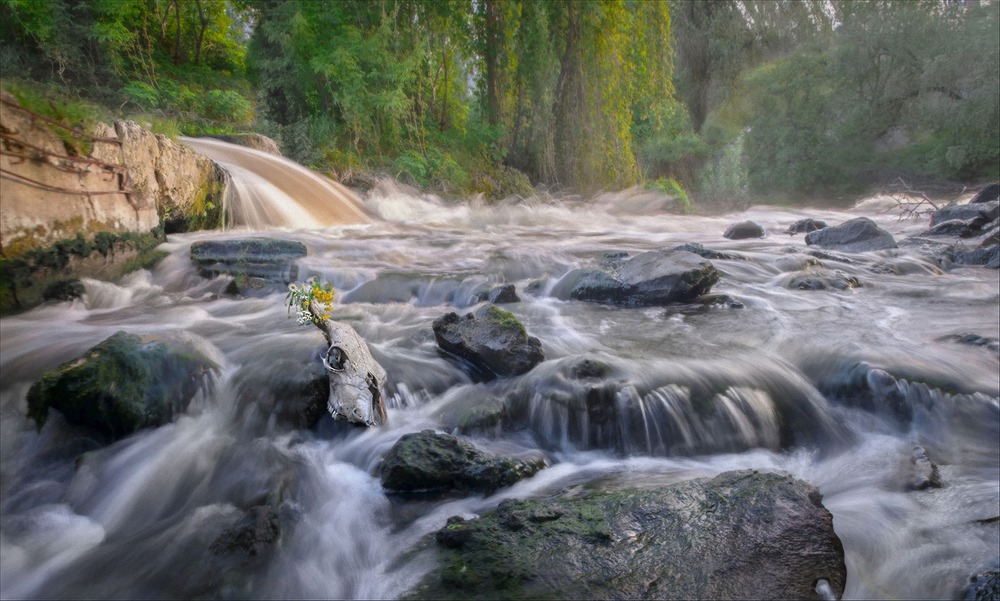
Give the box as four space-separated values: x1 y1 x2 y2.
0 90 227 313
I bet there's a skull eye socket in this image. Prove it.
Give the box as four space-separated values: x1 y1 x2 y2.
325 346 347 372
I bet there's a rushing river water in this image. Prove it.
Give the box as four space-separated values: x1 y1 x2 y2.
1 171 998 599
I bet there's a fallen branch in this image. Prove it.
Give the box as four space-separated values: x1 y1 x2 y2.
879 177 945 220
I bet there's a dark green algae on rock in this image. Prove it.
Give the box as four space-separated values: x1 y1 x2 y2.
27 331 216 442
409 470 846 600
381 430 544 495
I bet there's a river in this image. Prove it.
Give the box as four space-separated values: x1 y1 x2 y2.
1 144 997 599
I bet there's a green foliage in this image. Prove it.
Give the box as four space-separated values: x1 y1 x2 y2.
202 89 254 126
733 0 999 195
646 177 694 213
2 0 254 132
637 99 709 182
4 81 106 155
248 0 678 195
697 133 749 205
394 146 469 191
121 81 160 110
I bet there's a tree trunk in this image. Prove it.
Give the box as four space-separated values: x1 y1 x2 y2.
173 0 182 64
194 0 208 66
483 0 503 126
553 1 583 185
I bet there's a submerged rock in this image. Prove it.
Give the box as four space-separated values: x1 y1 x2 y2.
787 218 828 235
670 242 748 261
232 354 329 432
784 269 862 291
962 565 1000 601
554 249 721 307
487 284 519 304
939 333 1000 353
944 243 1000 269
502 355 847 456
210 505 281 557
474 283 521 304
190 238 307 287
380 429 544 495
805 217 897 252
26 331 216 441
723 220 766 239
908 445 942 490
411 470 846 600
433 305 544 378
41 279 85 302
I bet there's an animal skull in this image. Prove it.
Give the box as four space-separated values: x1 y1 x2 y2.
315 312 388 427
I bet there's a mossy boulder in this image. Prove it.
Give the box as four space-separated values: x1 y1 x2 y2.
26 331 216 441
410 470 846 600
380 429 544 495
433 304 544 378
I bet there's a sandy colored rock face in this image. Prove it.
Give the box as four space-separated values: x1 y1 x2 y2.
1 90 220 254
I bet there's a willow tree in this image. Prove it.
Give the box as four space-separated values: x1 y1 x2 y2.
476 0 674 192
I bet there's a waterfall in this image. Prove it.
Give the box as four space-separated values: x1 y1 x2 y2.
179 137 372 229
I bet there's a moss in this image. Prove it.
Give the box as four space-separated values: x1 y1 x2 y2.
26 331 215 440
4 81 108 156
165 178 225 233
0 227 166 315
483 305 527 336
123 249 169 275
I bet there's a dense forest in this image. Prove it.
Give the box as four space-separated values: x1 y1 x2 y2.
2 0 997 204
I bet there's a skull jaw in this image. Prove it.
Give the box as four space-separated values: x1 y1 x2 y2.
327 380 380 427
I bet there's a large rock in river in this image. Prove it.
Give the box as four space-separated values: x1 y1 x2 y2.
412 469 846 600
380 429 544 495
27 331 216 441
553 249 721 306
805 217 897 252
929 201 999 226
970 182 999 204
723 220 765 239
433 305 544 378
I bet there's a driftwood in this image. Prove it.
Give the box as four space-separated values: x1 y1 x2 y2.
878 177 945 220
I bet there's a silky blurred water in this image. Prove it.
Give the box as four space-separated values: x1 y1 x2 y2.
1 182 997 599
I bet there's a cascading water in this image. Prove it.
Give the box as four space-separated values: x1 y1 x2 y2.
1 168 997 599
179 137 372 229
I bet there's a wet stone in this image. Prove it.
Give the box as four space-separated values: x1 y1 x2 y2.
411 470 846 601
723 220 766 240
786 218 828 235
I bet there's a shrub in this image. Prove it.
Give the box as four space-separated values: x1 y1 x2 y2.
121 81 160 110
647 177 695 213
201 89 254 126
